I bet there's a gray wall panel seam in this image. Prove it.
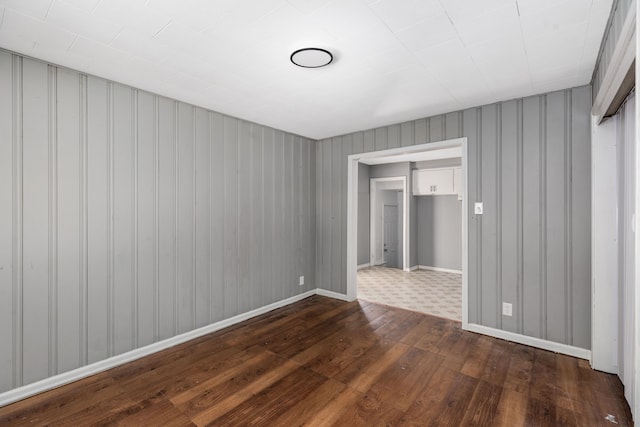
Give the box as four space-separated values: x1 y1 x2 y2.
565 90 573 345
107 81 114 357
153 95 159 342
173 101 178 336
48 64 58 376
517 98 524 335
79 73 88 365
207 112 213 322
496 102 502 329
132 89 138 349
540 95 548 340
12 54 23 387
476 108 482 323
192 107 196 330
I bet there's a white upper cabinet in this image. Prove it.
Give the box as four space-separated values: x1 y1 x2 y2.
413 167 461 196
413 168 454 195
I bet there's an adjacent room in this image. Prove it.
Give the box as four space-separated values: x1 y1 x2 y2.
0 0 638 425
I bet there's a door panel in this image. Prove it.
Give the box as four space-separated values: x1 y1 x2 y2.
383 204 398 268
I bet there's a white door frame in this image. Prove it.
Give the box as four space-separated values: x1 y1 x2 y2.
370 177 408 270
346 138 468 328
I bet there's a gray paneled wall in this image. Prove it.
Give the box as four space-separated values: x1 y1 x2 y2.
592 0 632 99
357 163 370 265
316 86 592 349
0 50 316 393
417 196 462 271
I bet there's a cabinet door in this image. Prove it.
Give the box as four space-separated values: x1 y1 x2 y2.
413 169 454 195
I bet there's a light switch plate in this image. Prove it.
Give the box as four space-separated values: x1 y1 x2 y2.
299 276 304 286
474 202 483 215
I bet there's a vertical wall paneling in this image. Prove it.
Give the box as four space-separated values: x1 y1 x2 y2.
429 115 444 142
249 124 263 309
177 103 194 333
293 136 301 297
153 96 160 341
157 97 176 340
570 86 592 349
284 134 294 299
237 121 251 312
11 55 23 387
331 138 343 292
79 74 88 367
86 76 108 362
415 118 427 144
136 90 156 347
209 112 225 320
56 67 81 373
113 83 134 355
22 58 51 384
262 128 274 306
387 124 400 149
223 116 239 318
272 130 283 302
0 51 15 390
317 86 592 350
521 96 543 339
341 136 353 289
462 108 479 324
480 104 499 329
545 91 568 345
194 107 211 327
500 100 518 334
0 49 317 394
400 122 413 147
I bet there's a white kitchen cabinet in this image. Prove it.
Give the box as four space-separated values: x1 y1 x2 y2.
412 168 454 195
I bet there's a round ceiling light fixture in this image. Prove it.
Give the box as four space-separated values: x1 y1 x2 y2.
290 48 333 68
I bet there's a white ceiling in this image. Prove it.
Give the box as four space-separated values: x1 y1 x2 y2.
0 0 612 140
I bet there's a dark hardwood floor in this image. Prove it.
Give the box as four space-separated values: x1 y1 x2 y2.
0 295 633 426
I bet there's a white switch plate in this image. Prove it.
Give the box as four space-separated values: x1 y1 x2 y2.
502 302 512 316
474 202 483 214
299 276 304 286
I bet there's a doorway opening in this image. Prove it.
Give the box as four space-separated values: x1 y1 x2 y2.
369 177 407 270
346 138 468 327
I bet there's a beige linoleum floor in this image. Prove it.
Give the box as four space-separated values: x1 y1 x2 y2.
357 266 462 321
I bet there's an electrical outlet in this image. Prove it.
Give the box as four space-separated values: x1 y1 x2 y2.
474 202 483 215
502 302 512 316
299 276 304 286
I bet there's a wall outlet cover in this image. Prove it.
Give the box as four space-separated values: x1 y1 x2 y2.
502 302 512 316
299 276 304 286
474 202 483 214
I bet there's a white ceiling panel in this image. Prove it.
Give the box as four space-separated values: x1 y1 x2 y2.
0 0 613 139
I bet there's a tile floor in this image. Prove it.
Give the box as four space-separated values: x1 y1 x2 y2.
357 266 462 321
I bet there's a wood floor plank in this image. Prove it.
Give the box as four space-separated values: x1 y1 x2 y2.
366 347 443 412
0 296 632 426
269 378 346 426
493 388 528 427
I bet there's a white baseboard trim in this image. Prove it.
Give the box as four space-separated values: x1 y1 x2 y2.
0 290 316 408
418 265 462 275
403 265 419 272
357 263 370 270
465 323 591 360
315 288 351 302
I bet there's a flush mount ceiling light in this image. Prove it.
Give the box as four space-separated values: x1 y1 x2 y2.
290 48 333 68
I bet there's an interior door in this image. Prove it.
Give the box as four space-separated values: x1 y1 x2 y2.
383 204 398 268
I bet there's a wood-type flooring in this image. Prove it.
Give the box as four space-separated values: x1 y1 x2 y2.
0 296 633 426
